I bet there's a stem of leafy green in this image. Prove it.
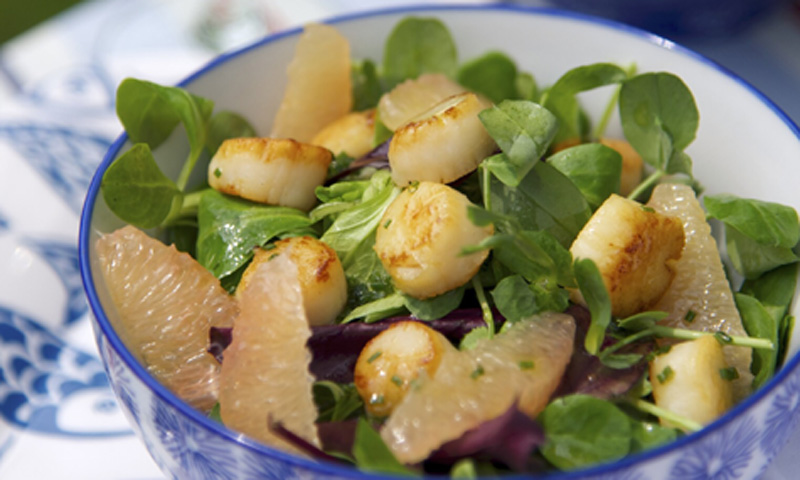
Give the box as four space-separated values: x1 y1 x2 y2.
471 276 494 338
649 325 774 350
627 398 702 432
626 169 664 202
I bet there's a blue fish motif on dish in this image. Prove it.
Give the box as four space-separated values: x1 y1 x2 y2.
25 239 87 328
0 125 112 213
0 305 131 437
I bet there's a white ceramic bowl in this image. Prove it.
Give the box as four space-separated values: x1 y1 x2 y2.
80 4 800 479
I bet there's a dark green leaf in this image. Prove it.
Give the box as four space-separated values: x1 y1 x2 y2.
205 110 256 155
619 72 698 170
101 143 183 229
540 394 632 470
574 258 612 355
542 63 628 143
740 262 799 332
196 190 314 278
515 71 538 101
546 143 622 208
489 161 592 247
208 403 222 423
617 311 669 331
116 78 213 188
479 100 558 186
382 17 457 88
313 381 364 422
352 417 415 475
457 51 518 103
705 194 800 248
725 226 799 279
491 275 541 323
342 290 406 324
352 59 384 111
735 293 779 389
403 286 465 321
629 420 677 453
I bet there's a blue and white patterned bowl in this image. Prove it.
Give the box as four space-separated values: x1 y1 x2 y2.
79 5 800 479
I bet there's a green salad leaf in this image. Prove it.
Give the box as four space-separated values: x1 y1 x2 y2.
541 62 628 144
352 417 415 475
101 143 183 229
196 190 314 278
540 394 632 470
479 100 558 187
205 110 257 155
547 143 623 208
457 51 519 103
619 72 698 171
382 17 457 88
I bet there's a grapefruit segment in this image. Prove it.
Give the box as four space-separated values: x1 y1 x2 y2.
96 225 237 412
647 183 753 400
219 251 320 455
381 312 575 464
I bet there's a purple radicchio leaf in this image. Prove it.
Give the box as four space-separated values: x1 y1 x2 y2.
325 139 391 185
553 305 653 400
208 326 232 364
426 403 546 472
268 417 348 465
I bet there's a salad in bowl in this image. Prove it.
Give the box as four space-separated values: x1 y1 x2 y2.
80 5 800 479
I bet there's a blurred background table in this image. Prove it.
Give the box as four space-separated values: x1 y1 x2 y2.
0 1 798 478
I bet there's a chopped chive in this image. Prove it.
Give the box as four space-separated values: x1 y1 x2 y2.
684 310 696 324
470 364 485 380
391 375 403 387
213 167 222 178
367 351 382 363
641 205 655 213
714 331 733 345
656 365 674 384
720 367 740 381
383 219 392 228
369 394 385 405
519 360 535 370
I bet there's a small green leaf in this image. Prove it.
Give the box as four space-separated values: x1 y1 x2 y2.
725 226 799 279
736 293 779 389
352 59 384 111
101 143 183 229
342 292 406 324
540 395 632 470
619 72 698 170
403 286 465 321
479 100 558 187
312 381 364 422
457 51 518 103
489 161 592 247
352 417 414 475
573 258 612 355
205 110 256 155
546 143 622 208
541 62 628 143
705 194 800 249
629 420 677 453
459 326 491 351
382 17 457 88
196 190 314 278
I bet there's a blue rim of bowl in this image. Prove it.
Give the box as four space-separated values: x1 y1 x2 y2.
79 3 800 479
